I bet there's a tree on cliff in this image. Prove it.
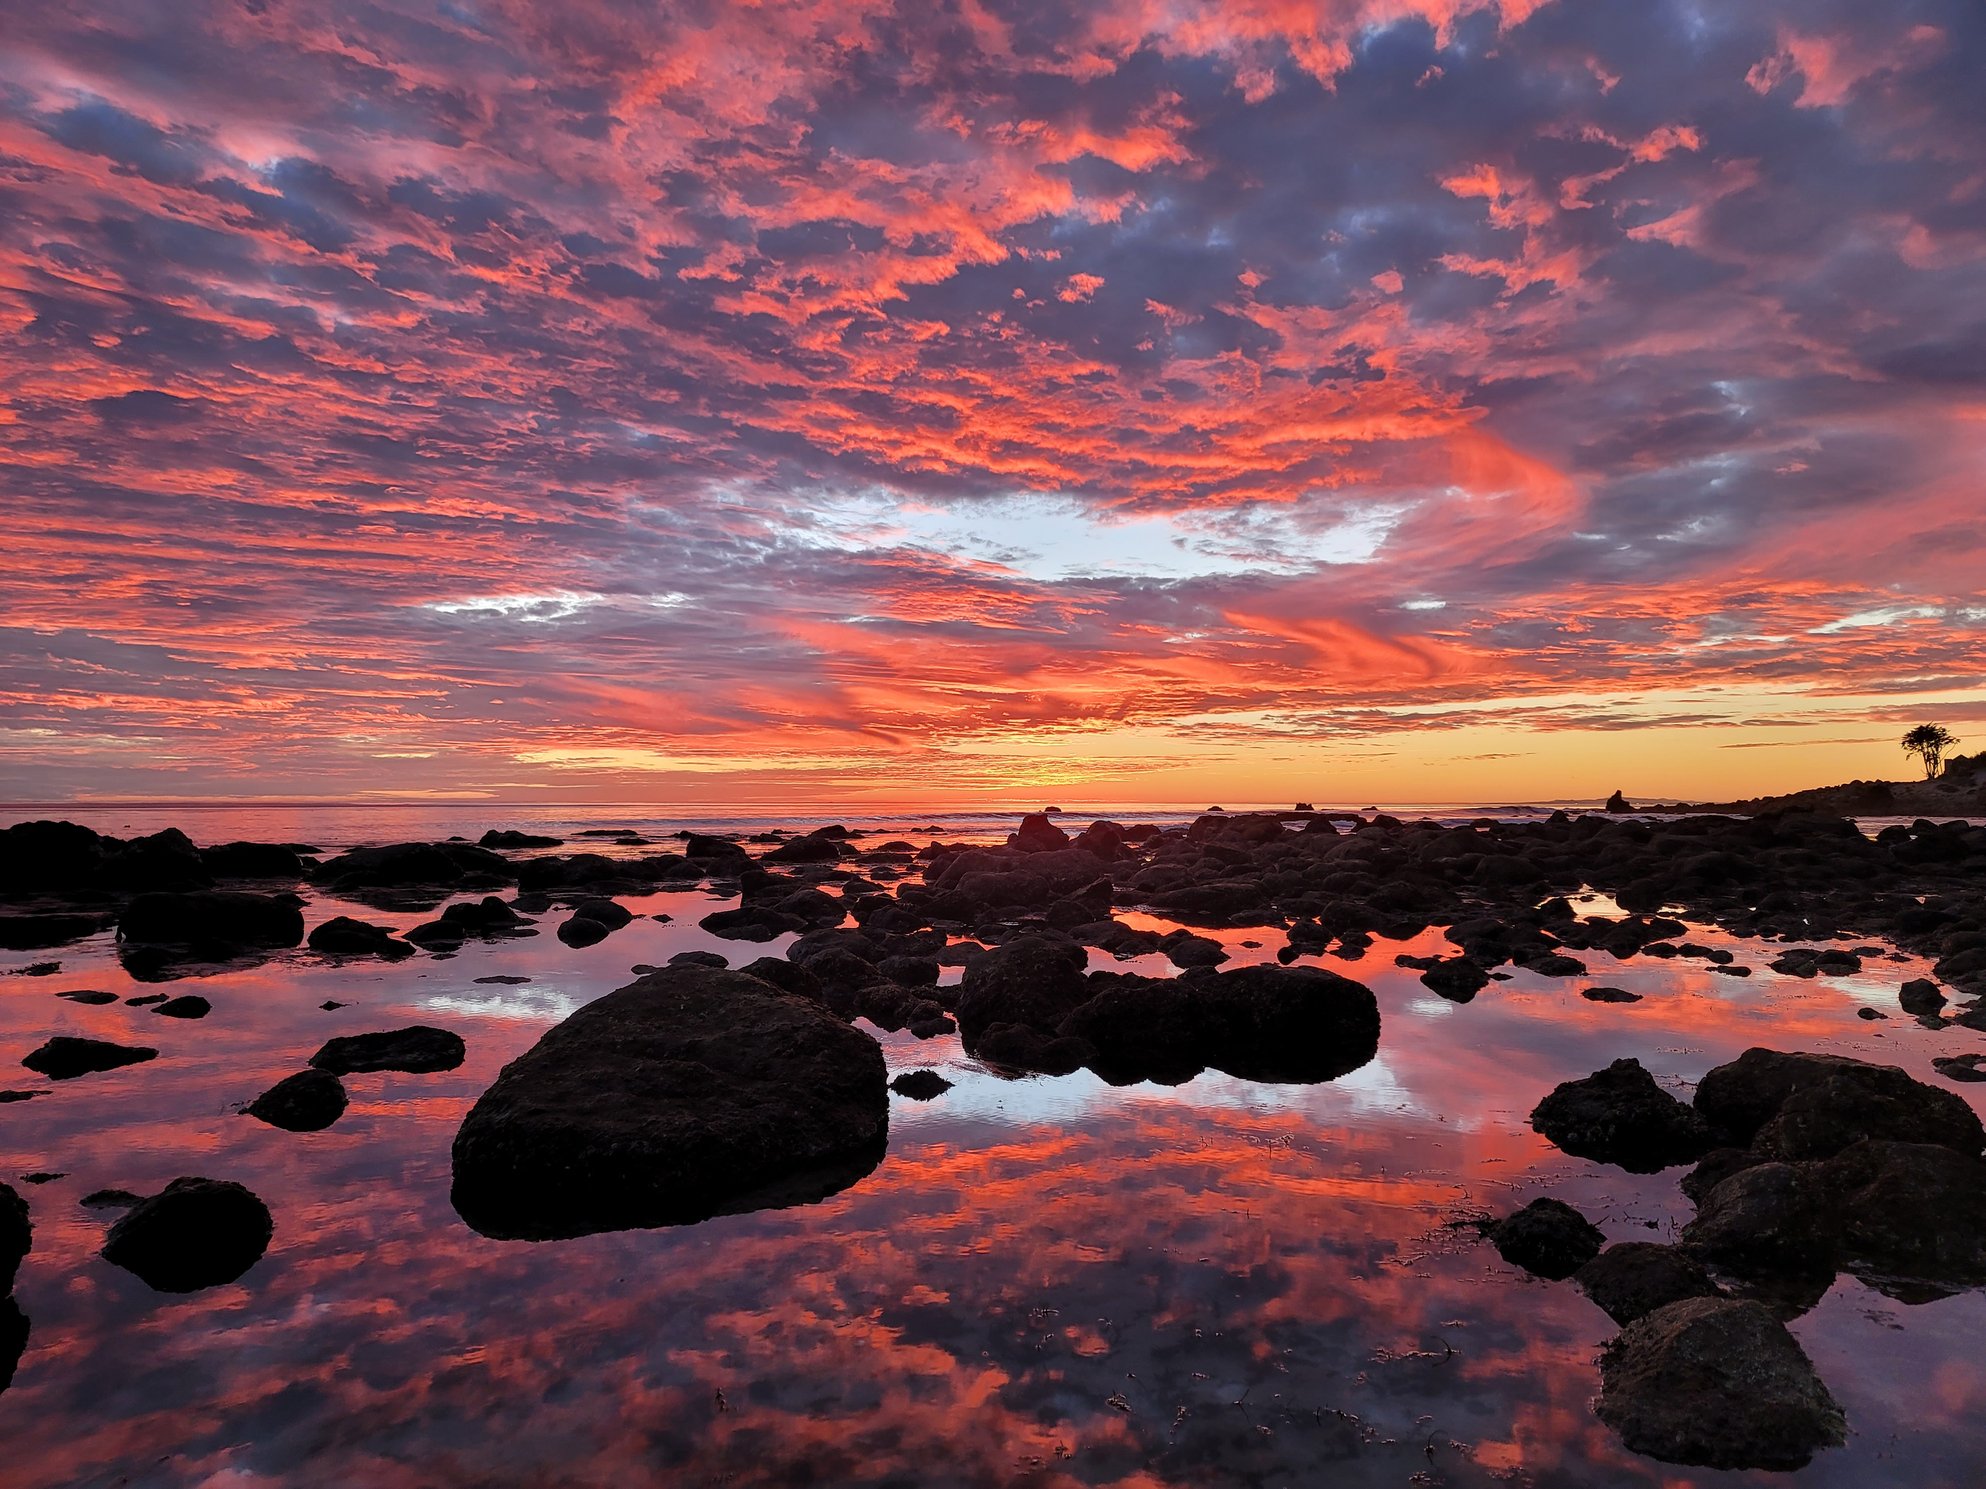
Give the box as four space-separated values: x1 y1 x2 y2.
1902 724 1958 780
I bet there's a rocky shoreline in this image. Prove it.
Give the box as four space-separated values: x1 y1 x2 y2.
3 800 1985 1470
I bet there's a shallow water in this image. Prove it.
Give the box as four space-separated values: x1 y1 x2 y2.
3 809 1986 1486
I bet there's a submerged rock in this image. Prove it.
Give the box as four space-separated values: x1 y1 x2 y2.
1577 1242 1722 1325
1486 1197 1604 1280
1597 1298 1845 1470
100 1177 273 1293
307 916 415 960
1530 1058 1714 1171
309 1026 464 1075
451 967 888 1240
246 1070 349 1132
21 1037 158 1081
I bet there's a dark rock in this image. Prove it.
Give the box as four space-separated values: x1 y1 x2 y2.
1683 1162 1841 1276
761 831 844 863
738 958 824 1001
117 891 305 956
54 990 118 1005
1597 1298 1845 1470
405 896 533 948
314 841 514 891
126 994 168 1007
1060 965 1381 1085
1162 932 1228 970
556 897 635 947
1 1180 27 1293
153 995 209 1019
0 1296 24 1394
974 1024 1094 1076
1605 790 1633 814
1530 1059 1714 1171
0 912 116 951
1581 985 1642 1003
1010 813 1071 852
21 1037 158 1081
1419 956 1489 1001
480 830 563 849
668 950 729 969
1900 977 1947 1016
1932 1053 1986 1083
699 904 802 941
1820 1138 1986 1284
245 1070 348 1132
1486 1197 1604 1279
953 937 1091 1044
80 1189 141 1210
0 1092 44 1104
451 967 888 1239
1695 1048 1984 1161
307 916 415 960
100 1177 273 1293
309 1026 464 1075
474 975 531 985
891 1069 953 1100
1576 1243 1722 1324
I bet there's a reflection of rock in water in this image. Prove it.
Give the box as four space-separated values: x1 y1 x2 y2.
0 1296 26 1395
451 967 889 1241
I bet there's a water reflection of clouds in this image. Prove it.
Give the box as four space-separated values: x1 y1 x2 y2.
3 868 1986 1485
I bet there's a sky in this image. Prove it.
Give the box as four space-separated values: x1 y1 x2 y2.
1 0 1983 808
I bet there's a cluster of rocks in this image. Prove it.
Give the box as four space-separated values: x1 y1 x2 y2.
1482 1046 1986 1469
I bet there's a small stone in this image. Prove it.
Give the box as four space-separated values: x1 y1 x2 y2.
891 1069 954 1100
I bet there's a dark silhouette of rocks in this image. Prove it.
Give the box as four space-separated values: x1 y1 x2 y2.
480 830 563 849
308 916 416 959
100 1178 272 1293
1531 1058 1714 1171
1485 1197 1604 1279
246 1070 349 1131
21 1037 157 1080
152 995 209 1019
116 891 305 971
451 966 888 1240
556 897 634 947
1 1180 28 1294
1597 1298 1844 1470
890 1069 953 1100
1576 1243 1721 1325
309 1026 464 1075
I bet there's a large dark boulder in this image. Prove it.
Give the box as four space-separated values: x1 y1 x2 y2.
313 841 513 891
1009 812 1071 852
307 916 415 960
1683 1161 1841 1277
21 1037 158 1081
1577 1242 1721 1325
309 1026 464 1075
1596 1298 1845 1470
451 967 888 1239
953 936 1091 1044
1820 1138 1986 1285
556 898 634 947
117 891 304 953
0 820 108 894
1694 1048 1983 1160
1061 965 1380 1085
100 1177 273 1293
1 1180 27 1293
246 1070 349 1132
1485 1197 1603 1280
1530 1058 1714 1171
1419 956 1489 1001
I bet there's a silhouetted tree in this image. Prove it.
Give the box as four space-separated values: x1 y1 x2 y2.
1901 723 1958 779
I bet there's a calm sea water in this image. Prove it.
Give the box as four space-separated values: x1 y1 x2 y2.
2 804 1983 1487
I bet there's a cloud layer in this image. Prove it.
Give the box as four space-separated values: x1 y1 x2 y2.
2 0 1983 802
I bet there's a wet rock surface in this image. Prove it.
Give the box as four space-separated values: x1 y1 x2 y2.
1 1179 27 1293
246 1070 349 1132
1530 1058 1713 1171
1485 1197 1603 1280
100 1177 273 1293
307 916 415 959
21 1037 158 1080
1576 1242 1722 1325
309 1026 465 1075
451 967 889 1240
1598 1298 1845 1470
